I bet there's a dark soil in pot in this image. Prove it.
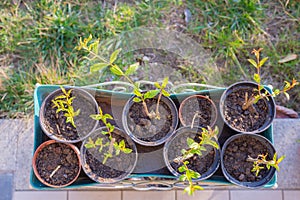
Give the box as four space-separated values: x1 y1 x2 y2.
124 95 178 145
34 141 80 187
221 82 275 133
222 134 274 183
164 127 220 180
179 95 217 127
81 128 137 183
41 88 98 142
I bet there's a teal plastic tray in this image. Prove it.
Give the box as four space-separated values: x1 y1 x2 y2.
30 84 276 190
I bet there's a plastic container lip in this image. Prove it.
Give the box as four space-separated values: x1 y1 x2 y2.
32 140 81 188
219 81 276 134
122 94 179 146
163 126 220 181
80 127 138 184
39 87 99 143
220 133 276 188
31 85 276 189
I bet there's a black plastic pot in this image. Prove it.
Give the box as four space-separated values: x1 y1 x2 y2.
163 126 220 181
221 133 276 188
80 127 138 184
179 95 217 128
122 94 178 146
39 87 99 143
219 81 276 134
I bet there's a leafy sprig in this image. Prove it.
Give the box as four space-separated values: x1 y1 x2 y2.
51 86 80 128
77 35 171 119
243 48 298 110
246 153 285 176
85 107 132 164
174 126 219 195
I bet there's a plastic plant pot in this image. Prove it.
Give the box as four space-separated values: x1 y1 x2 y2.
163 126 220 181
80 127 138 184
39 87 99 143
221 133 276 188
32 140 81 188
179 95 217 128
219 81 276 134
122 94 178 146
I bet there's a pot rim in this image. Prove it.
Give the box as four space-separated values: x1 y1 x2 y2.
80 127 138 184
32 140 81 188
219 81 276 134
122 94 179 146
39 87 99 143
220 133 276 188
178 94 218 128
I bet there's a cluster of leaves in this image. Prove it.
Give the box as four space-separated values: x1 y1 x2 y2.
242 48 298 110
51 87 80 128
247 153 285 176
174 126 219 195
85 107 132 164
77 35 171 119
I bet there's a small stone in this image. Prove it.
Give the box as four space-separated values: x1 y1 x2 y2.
238 174 245 181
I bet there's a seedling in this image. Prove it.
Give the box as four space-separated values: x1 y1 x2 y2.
242 48 298 110
174 126 219 195
85 107 132 164
246 153 285 176
77 35 170 119
51 87 80 128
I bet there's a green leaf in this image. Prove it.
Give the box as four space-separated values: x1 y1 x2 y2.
125 63 139 75
258 57 268 67
154 82 161 89
248 59 258 68
162 77 169 88
90 114 101 120
277 155 285 164
103 114 113 120
90 63 109 73
110 65 124 76
95 138 103 146
110 49 121 64
122 148 133 154
84 143 95 149
133 97 142 103
144 90 159 99
179 174 187 181
253 73 261 84
133 89 142 97
162 90 170 97
187 137 194 146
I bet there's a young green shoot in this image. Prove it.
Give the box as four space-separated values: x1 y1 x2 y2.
76 35 170 119
174 126 219 195
51 87 80 128
243 48 298 110
246 153 285 176
85 107 132 164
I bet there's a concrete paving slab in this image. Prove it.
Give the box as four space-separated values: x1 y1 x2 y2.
176 190 229 200
283 190 300 200
14 119 34 190
230 190 283 200
0 172 14 200
273 119 300 189
122 191 175 200
0 120 20 171
68 191 121 200
13 191 67 200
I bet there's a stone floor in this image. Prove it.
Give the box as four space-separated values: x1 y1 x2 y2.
0 118 299 200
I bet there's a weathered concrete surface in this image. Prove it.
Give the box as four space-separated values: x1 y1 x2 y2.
15 119 34 190
273 119 300 189
0 118 299 191
0 120 20 171
0 172 14 200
